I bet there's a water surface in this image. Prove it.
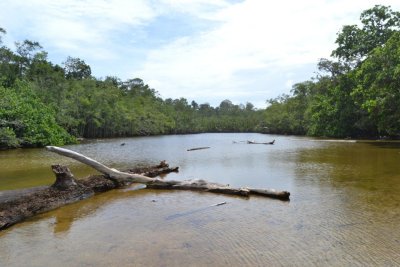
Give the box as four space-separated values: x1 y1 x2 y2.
1 133 399 266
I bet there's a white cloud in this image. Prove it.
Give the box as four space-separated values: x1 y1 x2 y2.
0 0 156 59
136 0 400 106
1 0 400 107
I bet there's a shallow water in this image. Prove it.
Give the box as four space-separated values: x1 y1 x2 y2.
1 133 400 266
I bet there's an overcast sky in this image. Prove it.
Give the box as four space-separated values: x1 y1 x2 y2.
1 0 400 108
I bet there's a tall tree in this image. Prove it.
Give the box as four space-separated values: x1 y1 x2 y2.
332 5 400 65
0 27 5 44
63 56 91 80
352 32 400 137
14 40 43 76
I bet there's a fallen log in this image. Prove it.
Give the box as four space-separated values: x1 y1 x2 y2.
146 179 290 200
0 161 179 231
0 176 94 231
247 139 275 145
45 146 155 185
187 146 210 151
46 146 289 200
0 146 290 231
124 160 179 177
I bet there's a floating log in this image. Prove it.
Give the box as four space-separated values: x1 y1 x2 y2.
247 139 275 145
0 146 290 231
187 146 210 151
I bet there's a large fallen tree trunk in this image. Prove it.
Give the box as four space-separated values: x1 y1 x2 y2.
0 161 179 231
46 146 290 200
0 146 289 231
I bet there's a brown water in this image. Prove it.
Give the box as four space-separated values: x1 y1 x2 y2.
1 133 400 266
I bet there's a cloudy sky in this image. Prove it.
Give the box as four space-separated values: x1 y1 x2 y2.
1 0 400 107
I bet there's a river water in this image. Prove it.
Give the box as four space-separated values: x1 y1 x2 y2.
0 133 399 266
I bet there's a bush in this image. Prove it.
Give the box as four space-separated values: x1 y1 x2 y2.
0 81 75 148
0 127 19 149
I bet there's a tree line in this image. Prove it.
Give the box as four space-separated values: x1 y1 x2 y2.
1 5 399 149
264 5 400 139
0 28 264 149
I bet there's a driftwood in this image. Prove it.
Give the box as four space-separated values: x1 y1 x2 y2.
0 161 179 231
46 146 289 200
247 139 275 145
0 146 290 231
187 147 210 151
51 164 78 189
124 160 179 177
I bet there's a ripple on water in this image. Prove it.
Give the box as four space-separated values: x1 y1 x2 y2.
1 133 400 266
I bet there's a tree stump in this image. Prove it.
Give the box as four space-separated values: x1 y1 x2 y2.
51 164 78 190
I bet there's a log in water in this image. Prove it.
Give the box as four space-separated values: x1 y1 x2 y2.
0 146 290 231
187 147 211 151
0 160 179 231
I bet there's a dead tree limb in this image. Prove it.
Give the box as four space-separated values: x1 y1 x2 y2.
46 146 289 200
46 146 154 184
0 146 290 231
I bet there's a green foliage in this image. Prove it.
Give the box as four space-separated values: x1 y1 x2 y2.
0 127 19 149
0 27 5 44
0 46 19 87
264 5 400 139
0 82 75 147
332 5 400 65
63 56 91 80
264 91 308 135
161 98 264 134
352 32 400 137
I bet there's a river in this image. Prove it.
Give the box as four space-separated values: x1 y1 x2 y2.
0 133 399 266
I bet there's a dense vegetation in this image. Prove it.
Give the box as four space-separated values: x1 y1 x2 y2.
1 5 399 149
264 5 400 139
0 27 264 149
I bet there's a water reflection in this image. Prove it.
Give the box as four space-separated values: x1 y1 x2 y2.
50 186 147 235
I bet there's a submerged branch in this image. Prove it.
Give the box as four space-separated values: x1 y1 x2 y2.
187 147 211 151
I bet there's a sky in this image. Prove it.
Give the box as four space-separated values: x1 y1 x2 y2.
1 0 400 108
